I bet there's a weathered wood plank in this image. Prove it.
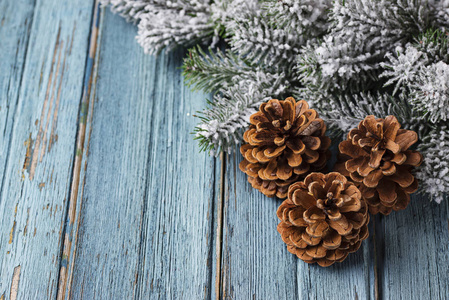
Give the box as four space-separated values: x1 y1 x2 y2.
219 153 298 299
56 3 102 300
220 150 375 300
134 62 217 299
210 154 224 300
64 11 152 299
67 11 216 299
297 234 375 299
377 195 449 299
0 1 95 298
0 0 35 197
1 2 447 299
295 143 375 300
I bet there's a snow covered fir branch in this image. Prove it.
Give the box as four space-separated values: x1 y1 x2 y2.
100 0 219 54
102 0 449 202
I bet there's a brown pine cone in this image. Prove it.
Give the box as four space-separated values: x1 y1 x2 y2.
277 172 369 267
239 97 331 198
338 115 423 215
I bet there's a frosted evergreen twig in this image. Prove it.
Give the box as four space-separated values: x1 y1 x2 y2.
416 125 449 203
194 70 289 155
102 0 449 201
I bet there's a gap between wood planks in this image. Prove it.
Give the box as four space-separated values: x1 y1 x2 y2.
47 4 386 298
214 153 226 300
55 2 102 299
212 153 382 300
373 217 380 300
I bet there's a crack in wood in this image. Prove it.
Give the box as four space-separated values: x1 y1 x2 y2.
8 203 19 244
29 26 61 180
10 265 21 300
23 208 30 236
215 153 226 300
26 19 72 181
22 133 33 179
39 38 63 163
373 217 380 300
56 2 102 299
8 221 16 244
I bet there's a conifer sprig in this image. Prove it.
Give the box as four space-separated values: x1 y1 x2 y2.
102 0 449 201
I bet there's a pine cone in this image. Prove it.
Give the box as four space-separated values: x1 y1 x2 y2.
239 97 331 198
338 115 423 215
277 172 369 267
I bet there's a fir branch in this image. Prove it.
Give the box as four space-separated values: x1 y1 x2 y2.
381 29 449 122
416 124 449 203
183 46 257 92
194 71 289 155
410 61 449 123
297 37 381 93
100 0 148 22
226 0 331 69
381 46 429 95
210 0 260 31
297 0 444 94
101 0 219 54
298 89 425 137
102 0 449 203
429 0 449 29
136 1 216 54
381 29 449 93
415 29 449 62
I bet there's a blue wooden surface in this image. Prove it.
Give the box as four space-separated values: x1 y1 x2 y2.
0 0 95 299
0 2 448 299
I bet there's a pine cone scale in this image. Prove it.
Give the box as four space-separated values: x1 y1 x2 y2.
285 139 306 154
286 152 303 167
277 163 292 180
264 146 285 158
363 169 383 188
389 167 415 187
293 164 310 176
403 151 423 166
340 140 368 158
404 179 419 193
322 231 341 250
369 149 385 168
297 119 323 136
377 180 397 203
396 130 418 150
381 162 396 176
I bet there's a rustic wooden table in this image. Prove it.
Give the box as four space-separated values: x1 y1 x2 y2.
0 1 448 299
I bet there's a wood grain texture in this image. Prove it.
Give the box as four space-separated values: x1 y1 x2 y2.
67 11 216 299
1 3 449 300
377 196 449 300
57 3 102 300
0 0 94 298
296 143 376 300
219 152 375 300
0 0 35 186
218 153 298 299
210 155 224 300
296 234 375 299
